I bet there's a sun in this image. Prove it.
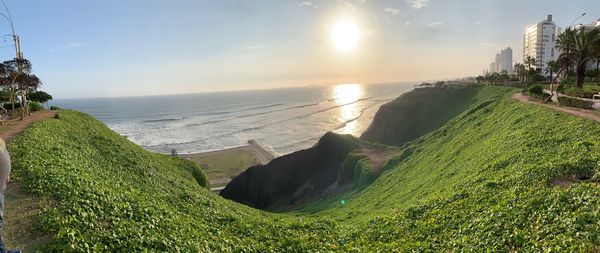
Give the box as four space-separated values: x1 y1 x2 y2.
331 19 360 52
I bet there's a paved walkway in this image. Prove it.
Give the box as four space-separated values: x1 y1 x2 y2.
543 89 600 109
512 93 600 123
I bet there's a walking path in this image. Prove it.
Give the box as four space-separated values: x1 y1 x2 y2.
0 110 58 251
0 110 57 142
512 93 600 123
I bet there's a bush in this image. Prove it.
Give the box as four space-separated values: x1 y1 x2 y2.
557 96 594 109
50 105 60 110
29 101 43 111
563 87 595 98
190 165 209 188
2 102 21 110
528 85 544 96
531 92 552 101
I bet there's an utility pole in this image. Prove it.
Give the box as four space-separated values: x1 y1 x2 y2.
0 0 21 59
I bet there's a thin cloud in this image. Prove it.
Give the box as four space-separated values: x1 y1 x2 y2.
474 21 482 25
49 42 86 53
384 8 401 16
298 1 317 8
238 45 264 51
428 21 443 27
406 0 430 9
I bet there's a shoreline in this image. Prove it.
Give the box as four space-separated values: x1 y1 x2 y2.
180 139 277 165
179 139 278 191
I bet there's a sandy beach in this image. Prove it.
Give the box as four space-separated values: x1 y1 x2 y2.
180 140 277 191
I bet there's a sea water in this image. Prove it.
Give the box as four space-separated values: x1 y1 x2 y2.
54 83 413 155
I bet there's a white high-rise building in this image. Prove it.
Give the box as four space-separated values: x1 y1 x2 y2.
575 19 600 33
499 47 513 74
523 14 561 71
487 47 513 74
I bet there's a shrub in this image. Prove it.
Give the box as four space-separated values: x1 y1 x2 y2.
527 85 544 96
563 85 600 98
2 102 21 110
29 101 43 111
50 105 60 110
557 96 594 109
190 165 209 188
531 92 552 101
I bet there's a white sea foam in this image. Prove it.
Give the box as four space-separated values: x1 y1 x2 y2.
55 84 413 155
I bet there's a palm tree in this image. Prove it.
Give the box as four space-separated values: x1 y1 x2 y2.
590 39 600 85
523 56 536 82
514 63 527 83
545 60 559 82
524 56 536 71
556 28 576 77
572 28 600 88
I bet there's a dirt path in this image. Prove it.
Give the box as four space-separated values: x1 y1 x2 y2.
0 110 57 143
0 110 58 251
512 93 600 123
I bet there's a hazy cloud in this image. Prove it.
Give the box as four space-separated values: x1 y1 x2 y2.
474 21 482 25
298 1 317 8
384 8 401 16
428 21 443 27
238 44 264 51
49 42 86 53
406 0 430 9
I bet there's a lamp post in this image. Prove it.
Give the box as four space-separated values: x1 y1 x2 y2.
568 13 586 28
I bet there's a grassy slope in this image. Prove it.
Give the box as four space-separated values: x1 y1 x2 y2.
300 86 600 251
361 86 509 147
8 111 338 252
8 86 600 251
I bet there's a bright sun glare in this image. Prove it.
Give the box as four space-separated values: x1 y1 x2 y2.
331 19 360 52
333 84 362 105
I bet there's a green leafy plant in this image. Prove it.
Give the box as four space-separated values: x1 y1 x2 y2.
8 86 600 252
557 96 594 109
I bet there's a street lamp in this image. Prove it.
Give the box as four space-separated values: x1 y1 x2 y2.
568 12 586 28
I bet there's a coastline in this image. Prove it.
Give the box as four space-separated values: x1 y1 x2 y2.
180 140 277 191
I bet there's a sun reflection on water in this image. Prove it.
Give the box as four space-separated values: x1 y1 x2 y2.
332 84 363 135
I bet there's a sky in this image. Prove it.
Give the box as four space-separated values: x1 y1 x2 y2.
0 0 599 98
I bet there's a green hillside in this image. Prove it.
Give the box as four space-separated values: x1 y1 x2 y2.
8 86 600 251
361 86 509 147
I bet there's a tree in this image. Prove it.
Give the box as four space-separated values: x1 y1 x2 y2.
545 60 559 82
0 58 42 119
524 56 536 71
590 38 600 86
514 63 527 83
475 75 485 83
29 90 52 108
556 28 576 78
524 56 536 82
572 27 600 88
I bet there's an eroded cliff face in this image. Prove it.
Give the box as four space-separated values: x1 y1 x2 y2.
220 132 359 209
222 87 495 210
360 87 480 147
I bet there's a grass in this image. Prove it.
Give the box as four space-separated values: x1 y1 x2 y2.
6 86 600 251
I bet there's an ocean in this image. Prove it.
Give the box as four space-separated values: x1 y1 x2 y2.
54 83 413 155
